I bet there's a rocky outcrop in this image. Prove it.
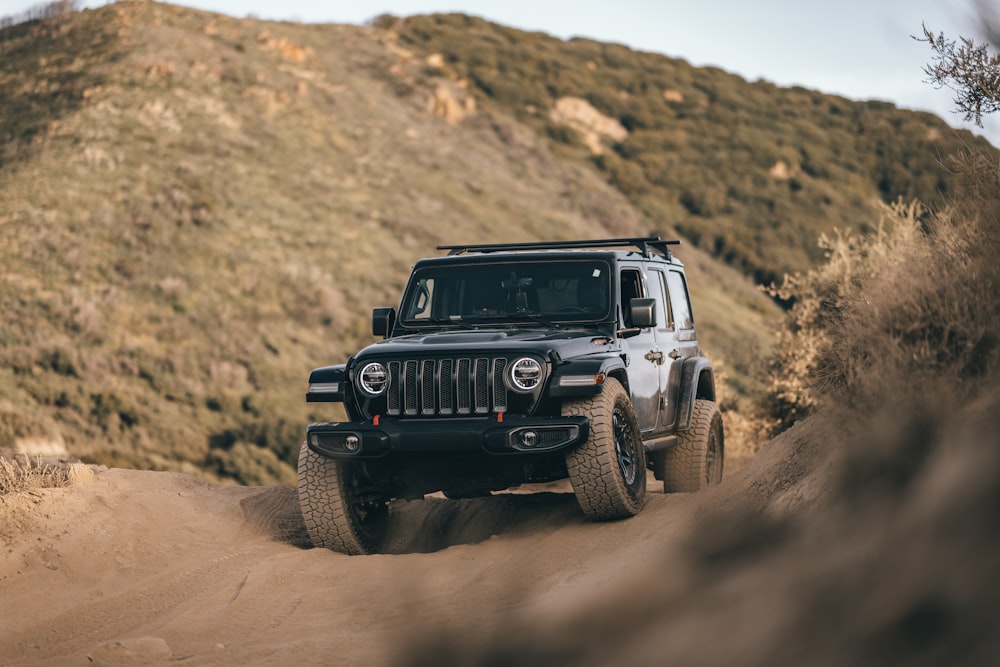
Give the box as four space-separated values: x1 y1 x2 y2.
548 96 628 154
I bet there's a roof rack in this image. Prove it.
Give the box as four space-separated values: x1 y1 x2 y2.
438 236 681 259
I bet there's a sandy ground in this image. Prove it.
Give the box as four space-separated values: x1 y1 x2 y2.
1 401 998 666
0 463 706 666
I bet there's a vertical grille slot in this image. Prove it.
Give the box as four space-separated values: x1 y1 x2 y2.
421 360 436 415
403 360 419 415
456 358 472 414
439 359 454 414
473 358 490 413
387 361 401 415
492 358 508 412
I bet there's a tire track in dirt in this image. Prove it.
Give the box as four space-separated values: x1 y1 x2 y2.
238 486 311 548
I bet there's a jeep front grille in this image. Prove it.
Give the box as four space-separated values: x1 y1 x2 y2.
385 358 509 416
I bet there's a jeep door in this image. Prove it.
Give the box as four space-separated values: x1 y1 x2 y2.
619 265 661 432
647 267 685 431
665 269 699 359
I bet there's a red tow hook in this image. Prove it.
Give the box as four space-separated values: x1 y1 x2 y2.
497 412 504 423
373 414 381 426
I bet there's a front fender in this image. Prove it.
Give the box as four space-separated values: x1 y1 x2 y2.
306 364 347 403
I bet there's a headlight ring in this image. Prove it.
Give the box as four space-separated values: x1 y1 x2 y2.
508 357 543 393
357 362 389 396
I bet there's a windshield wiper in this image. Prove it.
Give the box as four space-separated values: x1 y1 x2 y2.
407 317 477 329
474 313 575 328
513 313 561 327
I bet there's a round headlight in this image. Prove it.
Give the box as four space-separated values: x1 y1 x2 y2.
508 357 543 392
358 362 389 396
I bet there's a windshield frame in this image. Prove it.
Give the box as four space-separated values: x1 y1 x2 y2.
395 258 615 330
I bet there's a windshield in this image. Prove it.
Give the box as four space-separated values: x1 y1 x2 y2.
399 260 612 326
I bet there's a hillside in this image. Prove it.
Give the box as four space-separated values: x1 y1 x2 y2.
0 0 988 482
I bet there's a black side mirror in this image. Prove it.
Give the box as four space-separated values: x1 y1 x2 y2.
372 307 396 338
629 298 656 329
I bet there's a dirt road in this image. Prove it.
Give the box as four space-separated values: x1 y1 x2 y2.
2 404 998 666
0 460 709 666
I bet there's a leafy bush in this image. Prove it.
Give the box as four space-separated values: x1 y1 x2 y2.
764 150 1000 431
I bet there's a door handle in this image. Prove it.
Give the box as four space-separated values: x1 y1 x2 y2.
644 351 663 364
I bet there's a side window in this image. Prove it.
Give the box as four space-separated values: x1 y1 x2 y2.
666 271 694 329
407 277 434 320
650 269 674 329
619 268 645 327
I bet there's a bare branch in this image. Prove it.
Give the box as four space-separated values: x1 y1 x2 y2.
917 23 1000 127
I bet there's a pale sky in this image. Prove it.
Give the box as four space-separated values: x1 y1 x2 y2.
2 0 998 145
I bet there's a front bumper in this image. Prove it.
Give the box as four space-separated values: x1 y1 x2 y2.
306 415 589 459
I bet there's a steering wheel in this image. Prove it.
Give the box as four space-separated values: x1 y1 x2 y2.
556 305 587 313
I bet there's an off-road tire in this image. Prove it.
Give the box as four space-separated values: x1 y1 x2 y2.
660 399 724 493
297 441 388 555
564 377 646 520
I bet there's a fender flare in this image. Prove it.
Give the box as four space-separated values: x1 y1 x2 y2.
549 356 628 398
675 357 716 431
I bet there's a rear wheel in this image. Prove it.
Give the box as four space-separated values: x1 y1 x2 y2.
563 378 646 519
660 399 724 493
297 441 388 555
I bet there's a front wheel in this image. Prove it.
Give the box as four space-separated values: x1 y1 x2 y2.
659 399 724 493
563 377 646 520
297 441 388 555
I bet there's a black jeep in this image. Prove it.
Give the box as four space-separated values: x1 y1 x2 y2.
299 237 723 554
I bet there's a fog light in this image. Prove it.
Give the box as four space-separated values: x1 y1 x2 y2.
345 435 360 452
520 430 537 447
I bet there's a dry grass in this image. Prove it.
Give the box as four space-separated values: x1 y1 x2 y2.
763 148 1000 430
826 157 1000 410
0 454 69 494
771 147 1000 422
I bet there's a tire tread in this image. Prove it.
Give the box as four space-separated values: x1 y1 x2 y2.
297 442 380 555
661 399 723 493
564 378 646 520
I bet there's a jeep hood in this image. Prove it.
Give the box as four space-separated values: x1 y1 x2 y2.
354 328 616 359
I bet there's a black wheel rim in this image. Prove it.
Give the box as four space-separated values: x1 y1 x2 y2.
349 499 388 543
344 465 389 544
613 407 639 486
